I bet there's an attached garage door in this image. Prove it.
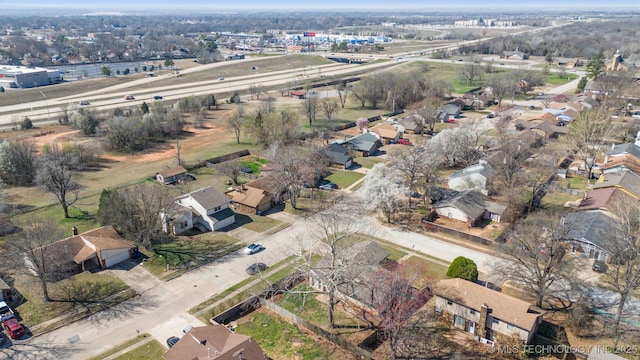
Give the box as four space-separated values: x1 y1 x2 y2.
102 249 131 268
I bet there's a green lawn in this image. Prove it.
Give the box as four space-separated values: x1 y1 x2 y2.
87 334 153 360
353 156 384 169
235 310 349 360
112 339 166 360
234 213 285 233
546 73 579 85
380 244 408 261
143 233 241 279
15 272 132 328
541 190 582 210
325 170 365 189
401 256 450 288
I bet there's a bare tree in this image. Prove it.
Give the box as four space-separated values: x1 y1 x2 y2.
335 80 350 108
492 211 576 308
486 75 515 106
265 144 314 209
213 158 243 185
388 145 434 207
301 94 319 127
293 200 368 328
97 184 174 250
320 98 338 121
458 61 485 85
36 149 81 218
0 140 38 186
600 198 640 346
416 100 442 133
7 218 67 302
568 109 612 180
227 105 244 144
368 262 432 359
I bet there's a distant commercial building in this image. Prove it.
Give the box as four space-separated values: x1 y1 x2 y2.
0 65 62 88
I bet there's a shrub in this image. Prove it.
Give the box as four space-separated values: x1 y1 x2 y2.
446 256 478 282
20 117 33 130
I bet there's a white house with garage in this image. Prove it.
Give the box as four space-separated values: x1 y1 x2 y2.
162 186 236 235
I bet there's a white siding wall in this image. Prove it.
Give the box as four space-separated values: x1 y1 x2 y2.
435 206 468 222
101 248 131 268
212 214 236 231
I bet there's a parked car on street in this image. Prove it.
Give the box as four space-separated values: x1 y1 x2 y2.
166 336 179 348
397 138 411 145
244 243 264 255
182 325 193 335
246 262 267 275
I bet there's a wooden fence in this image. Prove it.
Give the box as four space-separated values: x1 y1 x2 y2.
420 219 494 247
204 149 251 167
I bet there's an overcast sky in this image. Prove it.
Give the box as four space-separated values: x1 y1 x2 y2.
1 0 637 11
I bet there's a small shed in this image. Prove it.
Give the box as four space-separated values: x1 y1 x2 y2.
290 90 307 99
156 166 188 185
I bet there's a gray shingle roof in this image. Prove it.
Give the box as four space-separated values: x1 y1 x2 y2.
606 143 640 159
563 210 620 249
449 161 494 181
593 171 640 198
435 190 486 220
343 132 379 153
322 143 352 165
186 186 228 210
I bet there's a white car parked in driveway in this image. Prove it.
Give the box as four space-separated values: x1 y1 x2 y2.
244 243 264 255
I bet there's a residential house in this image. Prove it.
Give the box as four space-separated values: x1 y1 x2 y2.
501 50 529 60
434 278 543 344
515 118 568 140
163 186 235 234
562 210 620 262
437 103 461 122
604 132 640 163
397 113 425 134
34 226 135 272
552 57 583 68
226 175 280 215
163 324 267 360
593 171 640 199
574 187 635 212
601 154 640 175
433 189 506 225
309 241 391 313
156 165 189 185
320 143 353 169
369 123 401 144
340 132 380 157
448 160 494 195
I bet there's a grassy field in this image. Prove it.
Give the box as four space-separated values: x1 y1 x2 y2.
234 213 285 233
15 272 131 327
112 339 166 360
353 156 384 169
546 73 579 85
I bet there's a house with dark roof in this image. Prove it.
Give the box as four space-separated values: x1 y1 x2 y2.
309 241 391 313
435 278 543 344
34 226 135 273
156 165 189 185
594 171 640 199
433 189 506 225
501 50 528 60
437 103 461 122
562 210 620 262
340 132 380 157
163 186 235 234
163 324 267 360
320 143 353 169
448 160 494 195
575 188 635 212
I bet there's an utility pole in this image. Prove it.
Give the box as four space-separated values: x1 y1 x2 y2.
40 91 51 121
176 140 182 166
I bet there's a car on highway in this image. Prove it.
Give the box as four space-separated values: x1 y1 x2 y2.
2 314 25 339
153 95 163 100
166 336 179 348
218 77 224 81
319 183 338 190
79 100 90 106
244 243 264 255
124 95 135 100
246 262 267 275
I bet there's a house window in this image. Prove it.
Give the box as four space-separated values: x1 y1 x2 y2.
214 206 221 211
492 318 499 325
470 309 476 315
507 324 514 330
435 307 442 314
447 300 452 305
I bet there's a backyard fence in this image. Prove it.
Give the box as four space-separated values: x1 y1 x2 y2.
420 219 494 247
204 149 251 167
